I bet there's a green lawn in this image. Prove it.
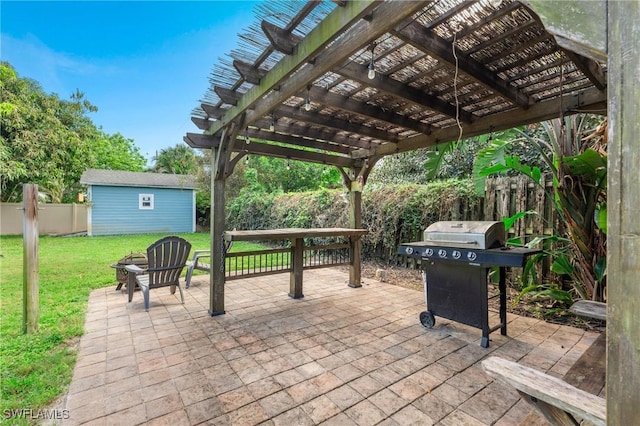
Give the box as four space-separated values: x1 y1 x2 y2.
0 233 268 421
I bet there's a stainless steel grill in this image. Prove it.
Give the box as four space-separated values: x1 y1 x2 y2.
423 221 505 249
399 221 539 348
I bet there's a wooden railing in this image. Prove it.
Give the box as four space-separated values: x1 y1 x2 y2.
225 241 351 280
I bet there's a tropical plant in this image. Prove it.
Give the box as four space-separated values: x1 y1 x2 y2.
475 115 607 301
152 144 200 175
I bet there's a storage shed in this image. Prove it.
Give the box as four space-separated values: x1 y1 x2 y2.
80 169 197 236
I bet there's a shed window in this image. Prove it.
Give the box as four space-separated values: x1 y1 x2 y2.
139 194 154 210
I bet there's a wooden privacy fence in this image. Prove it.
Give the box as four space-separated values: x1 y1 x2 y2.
484 175 557 241
398 175 558 284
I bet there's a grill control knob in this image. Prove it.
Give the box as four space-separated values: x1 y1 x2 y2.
405 247 414 255
438 249 447 258
467 251 477 261
453 250 461 259
425 248 433 257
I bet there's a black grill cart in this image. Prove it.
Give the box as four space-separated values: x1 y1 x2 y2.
399 221 540 348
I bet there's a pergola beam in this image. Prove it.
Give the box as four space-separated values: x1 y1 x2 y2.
273 104 399 143
336 61 473 123
208 0 383 135
304 86 432 135
184 132 356 167
358 86 607 158
524 0 607 62
394 22 532 108
236 140 356 168
233 60 267 85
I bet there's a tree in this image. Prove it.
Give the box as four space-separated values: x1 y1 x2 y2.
1 63 92 202
1 62 146 202
152 144 199 175
89 132 146 172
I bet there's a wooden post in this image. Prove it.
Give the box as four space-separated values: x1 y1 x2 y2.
22 184 39 333
348 177 362 288
209 151 226 316
607 1 640 423
288 237 304 299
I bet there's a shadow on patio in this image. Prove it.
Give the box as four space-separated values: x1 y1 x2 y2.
63 268 598 425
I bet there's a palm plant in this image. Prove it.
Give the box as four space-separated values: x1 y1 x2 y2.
473 115 607 302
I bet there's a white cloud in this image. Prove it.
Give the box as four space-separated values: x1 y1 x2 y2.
1 33 120 95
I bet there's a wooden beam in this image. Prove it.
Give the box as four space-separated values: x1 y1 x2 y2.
191 117 212 131
184 133 219 149
246 127 353 155
261 20 302 55
394 22 532 108
562 50 607 90
201 103 225 119
273 104 400 143
358 86 607 158
208 1 428 136
307 86 431 135
259 120 377 150
233 60 266 85
606 1 640 424
239 140 356 168
336 61 473 123
524 0 607 62
214 86 242 106
189 126 360 165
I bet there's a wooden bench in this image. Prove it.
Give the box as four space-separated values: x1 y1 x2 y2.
570 300 606 321
483 354 606 426
482 300 607 425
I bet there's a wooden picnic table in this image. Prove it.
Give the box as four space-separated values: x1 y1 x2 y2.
224 228 368 299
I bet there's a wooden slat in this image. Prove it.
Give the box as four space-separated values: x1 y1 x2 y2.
570 300 606 321
482 356 606 426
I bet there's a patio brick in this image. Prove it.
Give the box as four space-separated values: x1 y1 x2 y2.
60 268 600 425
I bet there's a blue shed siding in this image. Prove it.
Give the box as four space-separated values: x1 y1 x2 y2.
90 185 194 236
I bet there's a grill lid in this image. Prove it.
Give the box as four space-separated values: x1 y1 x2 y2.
423 221 505 250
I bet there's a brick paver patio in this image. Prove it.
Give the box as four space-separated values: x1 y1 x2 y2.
61 268 598 425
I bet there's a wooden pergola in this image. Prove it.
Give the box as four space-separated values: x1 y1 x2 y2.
183 1 639 423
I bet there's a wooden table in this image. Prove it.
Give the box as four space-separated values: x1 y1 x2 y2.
224 228 368 299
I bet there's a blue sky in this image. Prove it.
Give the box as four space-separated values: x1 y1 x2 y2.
1 1 258 163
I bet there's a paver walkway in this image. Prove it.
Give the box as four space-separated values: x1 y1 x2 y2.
61 268 598 425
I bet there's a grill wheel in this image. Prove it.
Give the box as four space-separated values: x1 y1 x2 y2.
419 310 435 329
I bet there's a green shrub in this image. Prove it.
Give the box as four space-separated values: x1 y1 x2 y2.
225 180 482 263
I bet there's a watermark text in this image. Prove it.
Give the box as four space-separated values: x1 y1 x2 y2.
3 409 70 420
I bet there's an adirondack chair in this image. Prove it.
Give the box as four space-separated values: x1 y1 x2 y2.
126 236 192 311
184 240 233 288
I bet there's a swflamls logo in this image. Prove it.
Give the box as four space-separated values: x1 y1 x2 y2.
3 409 70 420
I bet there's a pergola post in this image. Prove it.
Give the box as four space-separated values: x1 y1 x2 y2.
606 0 640 423
347 171 363 288
209 149 226 316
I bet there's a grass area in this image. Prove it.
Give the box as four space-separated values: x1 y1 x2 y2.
0 233 270 422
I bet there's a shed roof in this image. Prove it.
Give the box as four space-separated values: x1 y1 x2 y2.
184 0 607 178
80 169 197 189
